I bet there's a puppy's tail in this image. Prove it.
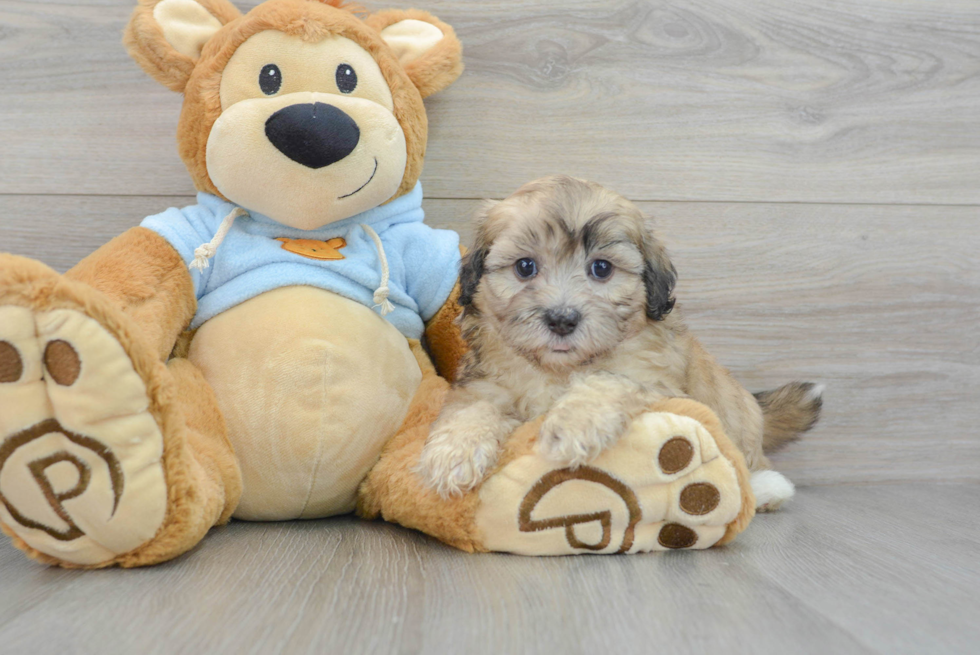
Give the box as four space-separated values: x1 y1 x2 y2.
754 382 823 452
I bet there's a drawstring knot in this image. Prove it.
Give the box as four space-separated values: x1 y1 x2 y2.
373 285 392 309
360 223 394 316
190 207 248 271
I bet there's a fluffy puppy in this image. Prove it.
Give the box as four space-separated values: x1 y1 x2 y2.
418 175 822 510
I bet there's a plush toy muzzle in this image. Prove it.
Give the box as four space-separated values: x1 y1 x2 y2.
205 87 408 229
202 25 416 229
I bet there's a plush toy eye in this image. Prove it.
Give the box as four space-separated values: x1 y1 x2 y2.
515 258 537 279
590 259 614 279
260 64 282 95
336 64 357 94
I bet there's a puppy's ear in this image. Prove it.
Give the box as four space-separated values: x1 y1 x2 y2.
458 245 488 307
640 220 677 321
366 10 464 98
458 201 498 307
124 0 241 92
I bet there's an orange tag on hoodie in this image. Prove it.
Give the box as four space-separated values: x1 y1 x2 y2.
275 237 346 260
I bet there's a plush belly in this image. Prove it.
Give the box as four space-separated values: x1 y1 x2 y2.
187 286 422 520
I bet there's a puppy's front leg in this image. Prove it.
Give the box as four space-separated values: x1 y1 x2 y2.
417 392 520 498
539 372 658 468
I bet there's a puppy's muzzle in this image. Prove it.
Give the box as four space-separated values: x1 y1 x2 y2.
265 102 360 169
544 308 582 336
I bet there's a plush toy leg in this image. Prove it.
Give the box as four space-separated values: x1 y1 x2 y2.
64 227 198 361
0 242 241 567
359 389 755 555
357 341 488 552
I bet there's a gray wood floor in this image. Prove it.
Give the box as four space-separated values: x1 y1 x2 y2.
1 0 978 653
0 484 977 655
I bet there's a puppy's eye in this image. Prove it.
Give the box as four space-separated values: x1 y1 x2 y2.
590 259 614 280
515 258 537 280
336 64 357 93
260 64 282 95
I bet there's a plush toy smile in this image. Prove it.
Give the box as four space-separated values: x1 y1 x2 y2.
339 157 379 199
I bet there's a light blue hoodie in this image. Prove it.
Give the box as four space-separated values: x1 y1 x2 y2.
141 183 460 339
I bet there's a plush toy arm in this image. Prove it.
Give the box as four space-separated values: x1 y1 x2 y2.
65 227 196 360
423 278 467 383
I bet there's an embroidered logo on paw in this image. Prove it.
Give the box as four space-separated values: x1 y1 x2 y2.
0 419 124 542
276 237 346 260
518 467 642 553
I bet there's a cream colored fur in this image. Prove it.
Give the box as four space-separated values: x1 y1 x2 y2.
360 391 756 554
153 0 224 59
380 19 444 66
207 30 407 228
187 286 422 520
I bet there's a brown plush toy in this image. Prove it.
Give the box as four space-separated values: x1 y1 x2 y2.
0 0 467 568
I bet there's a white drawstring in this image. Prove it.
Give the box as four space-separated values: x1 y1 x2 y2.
189 207 248 271
360 223 394 316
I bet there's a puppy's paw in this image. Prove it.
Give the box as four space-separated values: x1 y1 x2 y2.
750 470 795 512
416 427 500 498
537 408 625 468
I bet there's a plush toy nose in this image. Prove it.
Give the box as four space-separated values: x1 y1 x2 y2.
265 102 360 169
544 308 582 336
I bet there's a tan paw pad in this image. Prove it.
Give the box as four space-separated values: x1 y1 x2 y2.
679 482 721 516
475 410 744 555
0 306 49 438
0 308 167 565
658 437 694 474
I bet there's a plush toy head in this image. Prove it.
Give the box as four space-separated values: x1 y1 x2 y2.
124 0 463 230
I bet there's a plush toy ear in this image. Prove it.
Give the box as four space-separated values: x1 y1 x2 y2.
124 0 241 92
366 10 464 98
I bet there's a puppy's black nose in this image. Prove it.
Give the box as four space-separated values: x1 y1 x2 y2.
265 102 360 169
544 308 581 336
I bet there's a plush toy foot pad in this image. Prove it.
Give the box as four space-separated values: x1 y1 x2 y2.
475 410 746 555
0 304 167 565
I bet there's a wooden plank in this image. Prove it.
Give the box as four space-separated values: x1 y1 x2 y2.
0 512 868 655
0 194 195 273
1 0 979 203
1 194 978 486
740 483 980 655
0 484 976 654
